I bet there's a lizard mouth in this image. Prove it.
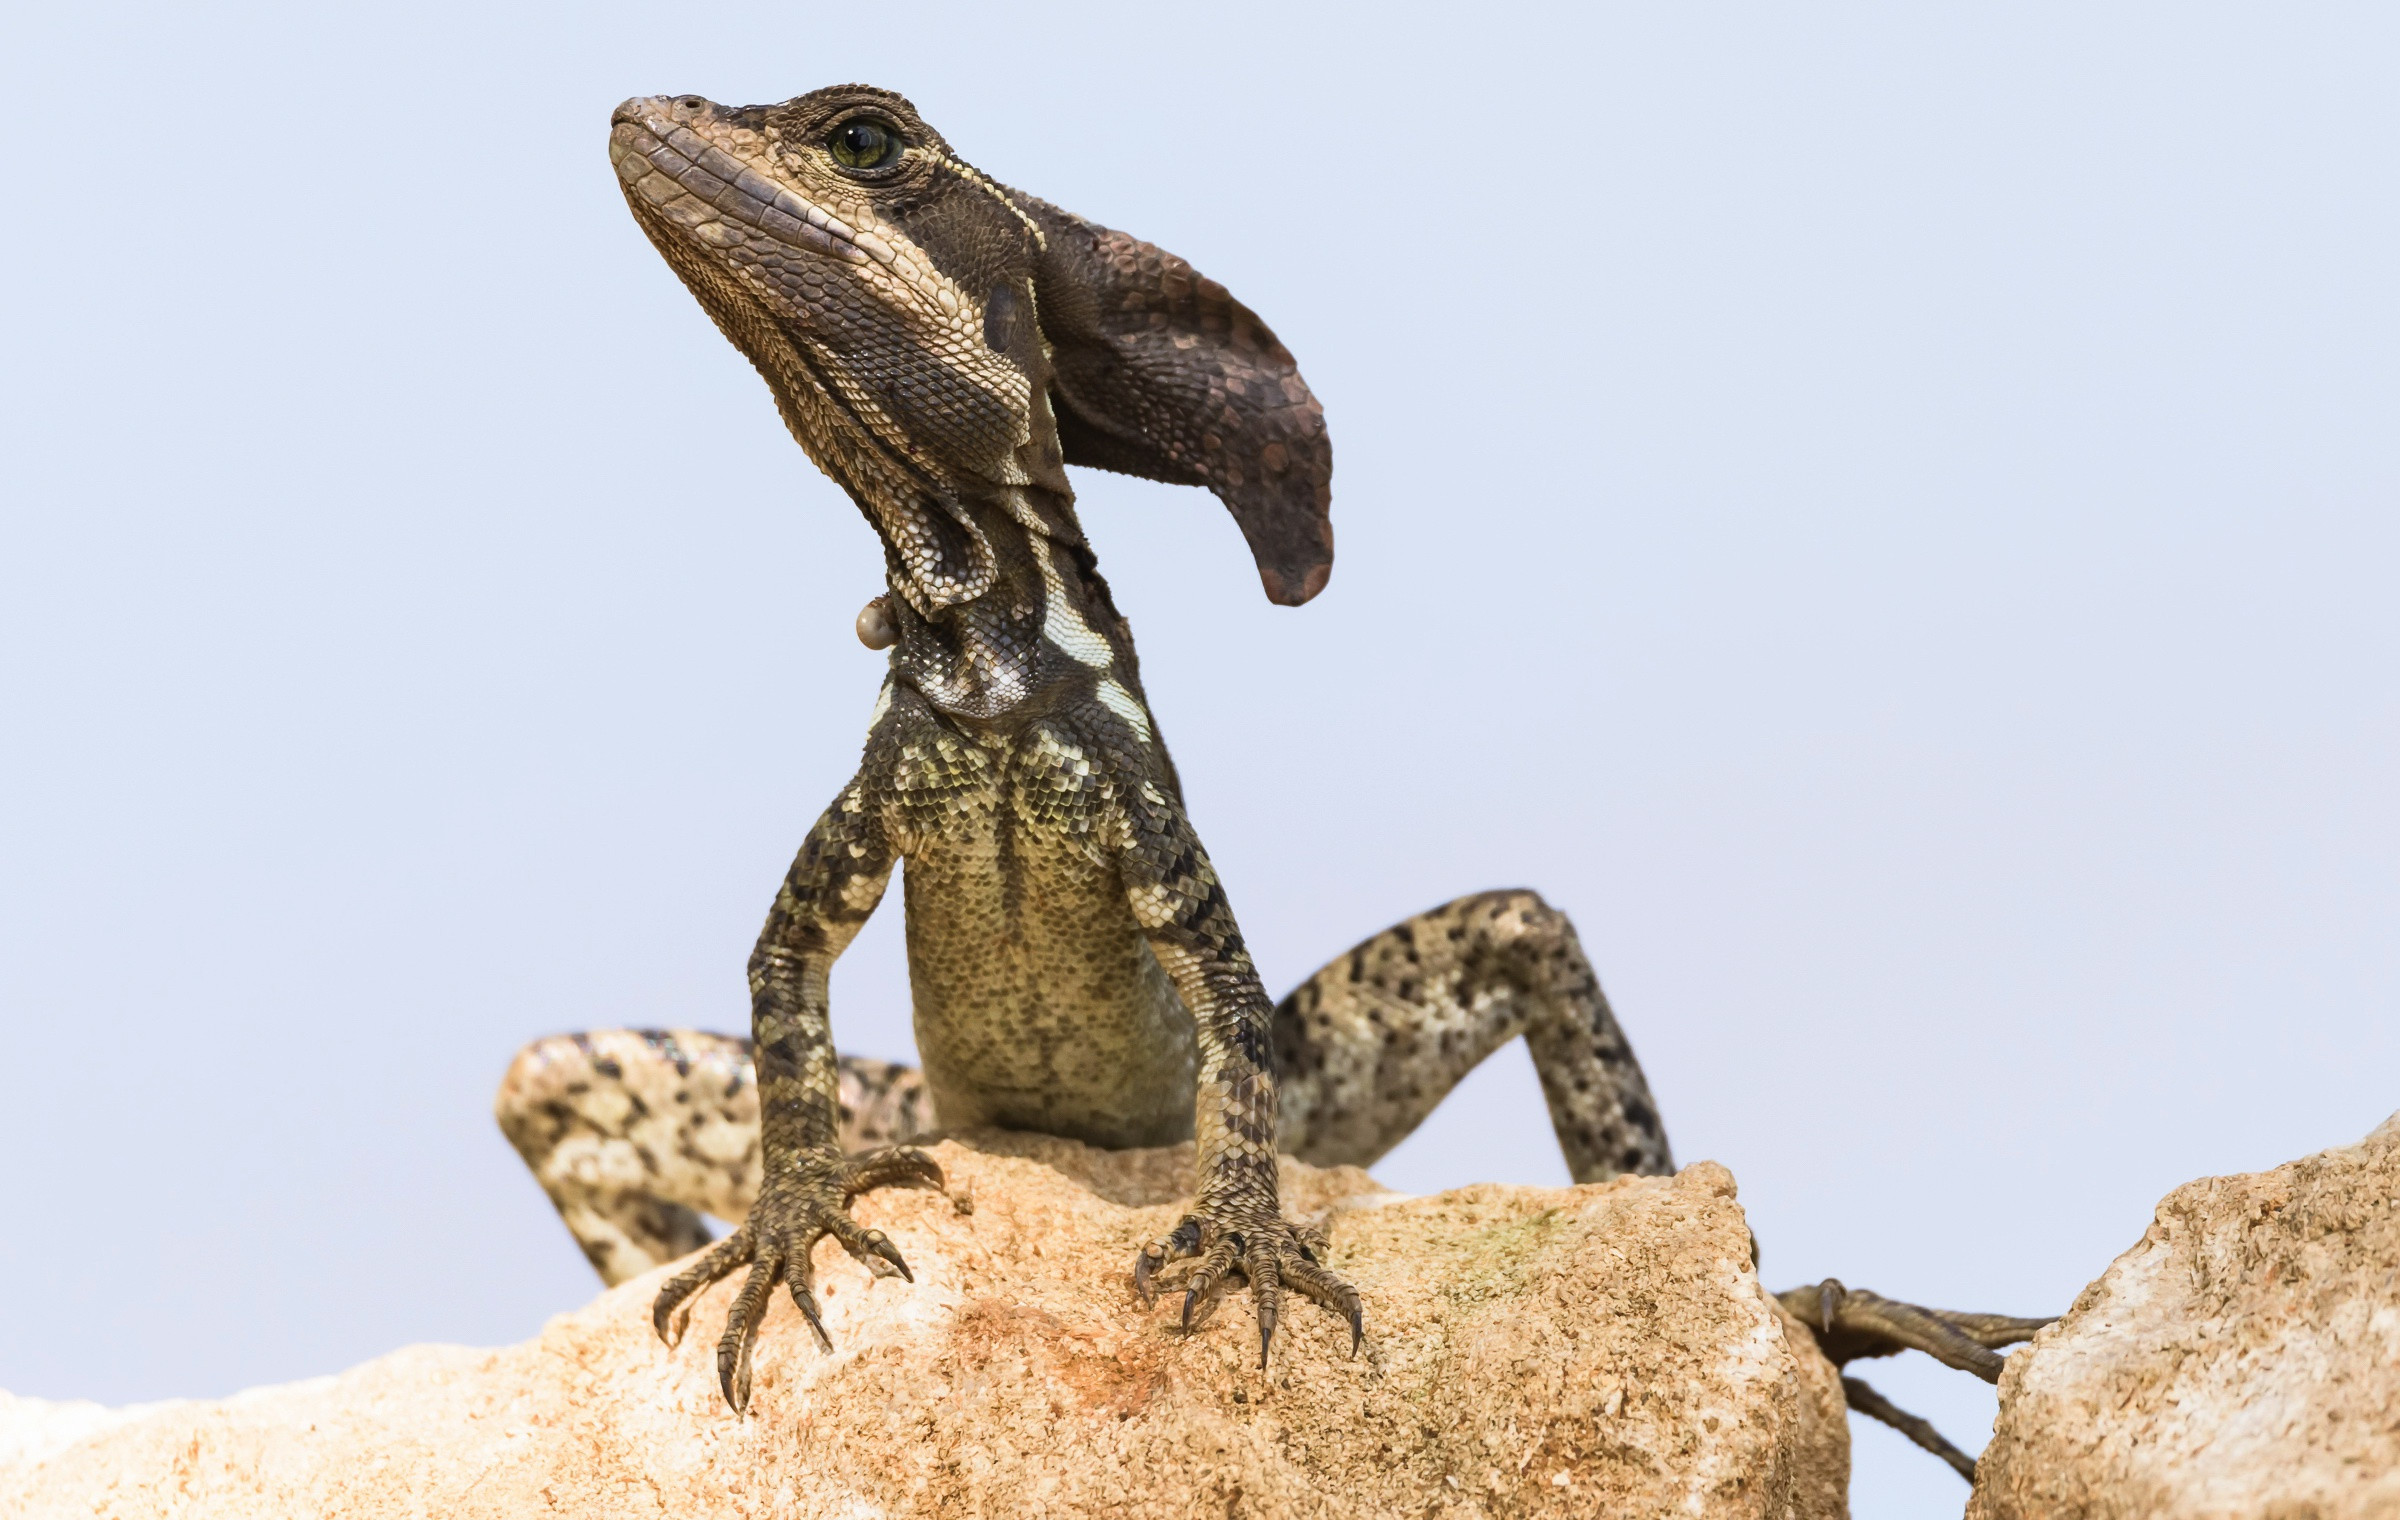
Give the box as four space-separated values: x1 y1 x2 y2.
606 93 1016 623
609 97 891 269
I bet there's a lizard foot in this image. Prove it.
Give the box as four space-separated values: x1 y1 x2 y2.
1776 1278 2055 1483
652 1144 944 1413
1133 1210 1362 1367
1777 1278 2053 1382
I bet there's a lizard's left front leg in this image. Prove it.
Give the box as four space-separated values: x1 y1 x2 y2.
1116 783 1363 1366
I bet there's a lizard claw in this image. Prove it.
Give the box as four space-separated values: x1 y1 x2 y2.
1135 1210 1361 1363
863 1229 913 1282
1250 1253 1281 1368
654 1231 750 1347
652 1144 938 1413
1774 1278 2055 1480
1787 1285 2033 1383
715 1257 779 1415
822 1207 916 1283
1133 1217 1203 1306
784 1256 835 1355
1176 1236 1241 1333
1816 1276 1847 1335
789 1286 834 1354
1255 1266 1280 1368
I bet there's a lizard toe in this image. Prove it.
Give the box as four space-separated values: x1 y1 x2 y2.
715 1255 782 1415
783 1254 834 1354
1280 1252 1364 1357
1133 1216 1205 1306
838 1145 946 1198
824 1212 913 1282
1140 1210 1364 1364
1178 1236 1243 1332
652 1228 752 1348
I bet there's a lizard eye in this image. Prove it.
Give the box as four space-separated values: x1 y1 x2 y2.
826 118 903 171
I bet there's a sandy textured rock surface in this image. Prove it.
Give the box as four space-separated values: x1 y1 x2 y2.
1970 1111 2400 1520
7 1133 1845 1520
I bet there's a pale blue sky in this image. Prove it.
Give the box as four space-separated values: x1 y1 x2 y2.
3 5 2394 1516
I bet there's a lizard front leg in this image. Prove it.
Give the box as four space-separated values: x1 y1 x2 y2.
649 780 944 1412
1115 781 1363 1366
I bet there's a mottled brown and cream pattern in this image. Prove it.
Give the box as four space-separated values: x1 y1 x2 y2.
484 83 1671 1412
494 87 2031 1464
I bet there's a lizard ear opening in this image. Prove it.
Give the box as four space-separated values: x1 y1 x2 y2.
1018 196 1335 606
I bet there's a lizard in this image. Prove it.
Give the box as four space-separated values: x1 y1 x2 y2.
493 84 2048 1470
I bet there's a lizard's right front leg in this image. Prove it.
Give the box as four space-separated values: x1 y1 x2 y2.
649 779 944 1413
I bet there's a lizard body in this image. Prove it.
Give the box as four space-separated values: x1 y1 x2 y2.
525 84 1676 1406
496 86 2041 1473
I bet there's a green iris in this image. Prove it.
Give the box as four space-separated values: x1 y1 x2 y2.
827 119 902 170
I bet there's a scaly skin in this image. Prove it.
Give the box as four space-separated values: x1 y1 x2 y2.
496 86 2043 1470
1775 1279 2056 1480
597 84 1361 1406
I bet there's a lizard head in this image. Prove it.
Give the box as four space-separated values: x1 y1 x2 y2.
610 87 1335 614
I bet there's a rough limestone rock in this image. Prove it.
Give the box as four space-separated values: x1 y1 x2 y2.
6 1134 1847 1520
1971 1111 2400 1520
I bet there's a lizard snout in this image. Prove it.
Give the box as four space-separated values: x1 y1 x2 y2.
612 94 709 129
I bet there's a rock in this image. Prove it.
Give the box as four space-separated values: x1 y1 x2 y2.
6 1134 1847 1520
0 1391 177 1477
1970 1112 2400 1520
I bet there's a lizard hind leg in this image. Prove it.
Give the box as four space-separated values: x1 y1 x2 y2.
1778 1279 2054 1381
1775 1279 2058 1482
493 1029 935 1286
1271 889 1674 1185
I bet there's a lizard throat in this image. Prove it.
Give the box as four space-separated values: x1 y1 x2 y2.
881 495 1136 726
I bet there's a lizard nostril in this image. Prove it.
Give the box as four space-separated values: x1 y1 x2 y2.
678 96 706 113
